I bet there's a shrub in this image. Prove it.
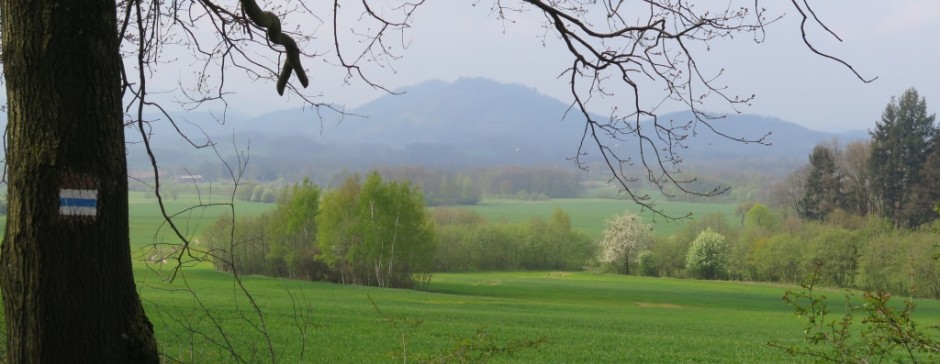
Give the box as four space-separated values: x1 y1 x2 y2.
685 229 729 280
636 250 658 277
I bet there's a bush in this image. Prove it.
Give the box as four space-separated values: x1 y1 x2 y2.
685 229 729 280
235 183 255 202
431 208 595 272
250 184 265 202
260 189 276 203
649 235 690 278
808 228 861 288
636 250 658 277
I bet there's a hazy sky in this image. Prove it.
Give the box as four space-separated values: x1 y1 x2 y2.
155 1 939 133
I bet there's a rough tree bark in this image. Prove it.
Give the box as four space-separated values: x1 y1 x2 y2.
0 0 159 361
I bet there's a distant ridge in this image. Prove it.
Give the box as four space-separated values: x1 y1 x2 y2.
115 78 868 179
237 77 584 149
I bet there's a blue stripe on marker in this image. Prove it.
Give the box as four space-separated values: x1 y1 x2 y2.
60 198 97 208
59 189 98 217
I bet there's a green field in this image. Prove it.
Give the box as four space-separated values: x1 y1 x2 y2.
127 191 272 248
5 193 939 362
122 194 939 362
463 198 736 238
137 269 940 363
126 194 735 248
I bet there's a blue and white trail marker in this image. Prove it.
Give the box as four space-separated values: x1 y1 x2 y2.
59 189 98 217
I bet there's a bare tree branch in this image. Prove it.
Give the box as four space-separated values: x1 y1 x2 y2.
238 0 309 95
472 0 874 219
111 0 873 358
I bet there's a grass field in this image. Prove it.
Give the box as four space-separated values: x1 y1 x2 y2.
122 194 940 363
463 198 736 237
127 191 272 249
127 194 735 248
5 193 939 362
137 269 940 363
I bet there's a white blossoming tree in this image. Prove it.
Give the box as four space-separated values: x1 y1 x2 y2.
686 229 730 280
599 212 653 275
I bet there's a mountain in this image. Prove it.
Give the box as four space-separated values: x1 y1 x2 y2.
224 78 585 165
651 112 829 159
115 78 867 180
320 78 583 147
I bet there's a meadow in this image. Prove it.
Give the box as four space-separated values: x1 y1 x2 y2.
125 194 733 248
463 198 736 238
124 193 935 363
138 268 940 363
127 191 273 248
4 192 939 362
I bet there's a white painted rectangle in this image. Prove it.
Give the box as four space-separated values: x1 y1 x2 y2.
59 189 98 217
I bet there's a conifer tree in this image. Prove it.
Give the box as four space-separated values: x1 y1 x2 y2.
869 88 937 227
907 133 940 226
800 145 843 220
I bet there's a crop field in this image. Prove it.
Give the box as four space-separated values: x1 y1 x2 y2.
6 193 938 362
124 195 940 362
127 194 737 247
131 194 783 362
464 198 737 237
127 191 272 248
136 269 940 363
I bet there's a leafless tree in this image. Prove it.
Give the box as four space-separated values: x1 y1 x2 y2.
771 164 810 217
838 139 873 215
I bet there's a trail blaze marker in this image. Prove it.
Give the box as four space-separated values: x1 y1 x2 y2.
59 189 98 217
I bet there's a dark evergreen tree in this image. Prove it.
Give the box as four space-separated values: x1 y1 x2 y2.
799 145 843 221
906 133 940 226
869 88 937 227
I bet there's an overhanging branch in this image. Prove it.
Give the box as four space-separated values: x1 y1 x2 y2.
238 0 309 95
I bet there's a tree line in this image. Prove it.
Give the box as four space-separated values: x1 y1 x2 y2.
224 165 582 207
608 202 940 299
536 89 940 301
431 208 595 272
202 172 595 288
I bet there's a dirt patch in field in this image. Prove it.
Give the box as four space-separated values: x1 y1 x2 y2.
473 280 503 286
634 302 683 309
542 272 571 278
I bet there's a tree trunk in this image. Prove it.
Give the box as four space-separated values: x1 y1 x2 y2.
0 0 159 362
622 250 630 275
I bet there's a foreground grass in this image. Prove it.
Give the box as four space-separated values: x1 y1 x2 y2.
136 267 940 363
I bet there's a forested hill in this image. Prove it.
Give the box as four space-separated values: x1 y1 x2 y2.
114 78 866 179
230 77 587 165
